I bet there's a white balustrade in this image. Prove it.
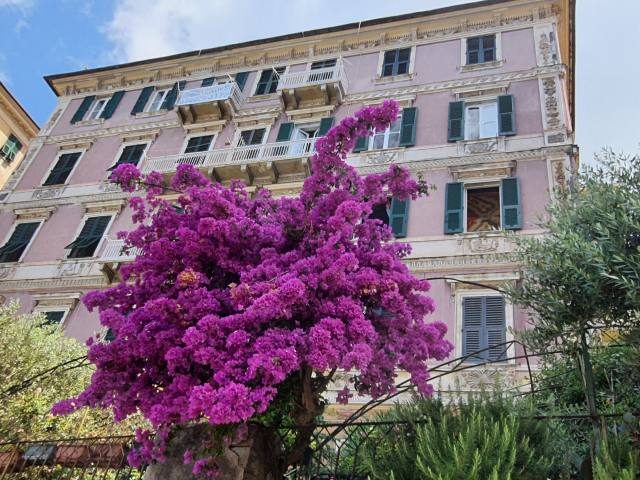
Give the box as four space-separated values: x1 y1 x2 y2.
100 237 143 262
276 66 349 91
176 82 244 110
142 138 317 174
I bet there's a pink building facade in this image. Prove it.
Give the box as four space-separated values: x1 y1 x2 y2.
0 0 576 403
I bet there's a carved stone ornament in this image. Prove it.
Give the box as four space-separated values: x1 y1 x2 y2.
547 132 566 144
31 187 65 200
365 151 397 165
462 367 515 389
15 206 57 221
467 233 499 253
552 160 567 191
82 199 126 215
98 181 122 193
42 109 62 135
541 77 564 129
58 262 88 277
0 266 16 280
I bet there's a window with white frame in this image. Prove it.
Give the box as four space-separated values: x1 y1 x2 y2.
371 120 401 150
86 97 110 120
466 185 501 232
466 35 497 65
184 135 215 153
465 103 498 140
42 311 66 326
147 89 171 112
0 222 41 263
237 128 266 147
65 216 111 259
462 295 507 362
381 48 411 77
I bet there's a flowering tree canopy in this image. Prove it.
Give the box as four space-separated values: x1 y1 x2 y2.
53 100 453 471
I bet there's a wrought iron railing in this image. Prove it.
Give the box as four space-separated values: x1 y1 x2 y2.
277 66 349 92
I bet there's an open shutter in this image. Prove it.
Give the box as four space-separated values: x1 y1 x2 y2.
131 87 154 115
462 297 483 361
389 198 409 238
235 72 249 92
70 96 95 123
0 222 40 262
66 216 111 258
485 296 506 361
276 123 294 142
161 82 183 110
201 77 215 87
444 182 464 234
100 91 125 119
353 136 369 153
447 101 465 142
501 177 522 230
398 107 417 147
318 117 335 137
43 152 80 186
498 95 516 136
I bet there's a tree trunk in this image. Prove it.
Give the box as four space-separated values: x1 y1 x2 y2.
576 332 603 471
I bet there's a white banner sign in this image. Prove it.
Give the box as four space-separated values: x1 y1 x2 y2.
177 84 233 106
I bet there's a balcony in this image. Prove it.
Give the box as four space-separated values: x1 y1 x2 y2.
98 237 143 284
142 138 315 186
277 66 348 110
175 82 244 125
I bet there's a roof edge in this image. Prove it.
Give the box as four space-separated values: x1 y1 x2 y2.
0 81 40 134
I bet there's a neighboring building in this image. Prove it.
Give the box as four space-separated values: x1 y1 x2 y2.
0 82 39 190
0 0 577 413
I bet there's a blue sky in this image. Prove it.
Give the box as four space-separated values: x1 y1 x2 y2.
2 0 639 164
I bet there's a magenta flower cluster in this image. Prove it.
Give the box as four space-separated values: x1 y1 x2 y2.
53 100 453 469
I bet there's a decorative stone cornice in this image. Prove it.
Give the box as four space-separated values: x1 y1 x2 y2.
45 119 181 145
1 190 136 212
0 276 107 292
404 253 518 272
14 205 57 221
82 199 126 215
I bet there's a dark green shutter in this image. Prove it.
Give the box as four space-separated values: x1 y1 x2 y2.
0 222 40 263
43 152 81 186
462 297 483 361
235 72 249 92
70 96 95 123
66 216 111 258
318 117 335 137
131 87 154 115
485 296 507 361
444 182 464 234
501 177 522 230
398 107 417 147
100 91 125 119
447 101 465 142
389 198 409 238
463 296 506 362
276 123 294 142
498 94 516 136
353 136 369 152
201 77 215 87
161 82 184 110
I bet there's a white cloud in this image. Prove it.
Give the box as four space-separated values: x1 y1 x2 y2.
0 0 36 13
14 18 29 33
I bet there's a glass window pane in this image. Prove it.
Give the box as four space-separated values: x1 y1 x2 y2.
467 38 480 51
398 49 411 61
388 132 400 148
373 133 385 150
482 35 495 49
483 49 495 62
397 62 408 75
383 64 394 77
468 52 479 64
390 120 401 133
384 50 396 64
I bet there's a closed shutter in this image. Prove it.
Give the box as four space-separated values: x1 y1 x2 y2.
276 123 294 142
353 136 369 153
235 72 249 92
444 182 464 234
389 198 409 238
497 95 516 136
501 177 522 230
447 101 465 142
70 96 96 123
43 152 81 186
100 91 125 119
462 296 506 362
0 222 40 263
462 297 483 361
131 87 154 115
485 296 507 361
66 216 111 258
201 77 215 87
318 117 335 137
161 81 185 110
398 107 417 147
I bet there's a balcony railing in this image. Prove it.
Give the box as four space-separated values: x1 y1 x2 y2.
176 82 244 111
141 138 317 174
276 66 349 92
100 237 142 262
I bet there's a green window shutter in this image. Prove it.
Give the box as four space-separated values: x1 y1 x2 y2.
318 117 335 137
201 77 215 87
447 101 465 142
131 87 154 115
70 96 96 123
65 216 111 258
100 91 125 119
498 94 516 136
234 72 249 92
276 123 294 142
485 296 507 361
389 198 409 238
1 134 22 163
444 182 464 234
398 107 417 147
501 177 522 230
43 152 81 186
161 82 184 110
462 297 483 361
110 144 146 170
0 222 40 263
353 136 369 153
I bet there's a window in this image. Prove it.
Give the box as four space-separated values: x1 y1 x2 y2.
466 35 496 65
382 48 411 77
372 120 401 150
354 107 417 153
462 296 506 362
43 152 81 186
0 134 23 163
0 222 40 263
238 128 266 147
444 178 522 234
184 135 214 153
465 103 498 140
311 59 337 70
86 98 110 120
65 216 111 259
368 199 409 238
255 67 285 95
147 89 171 112
42 311 65 326
110 144 146 170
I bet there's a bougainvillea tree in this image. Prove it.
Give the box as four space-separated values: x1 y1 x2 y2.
53 100 453 475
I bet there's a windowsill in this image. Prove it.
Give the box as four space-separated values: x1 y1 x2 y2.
373 72 416 85
248 93 280 103
135 109 169 119
459 60 504 73
456 231 505 238
75 118 105 127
